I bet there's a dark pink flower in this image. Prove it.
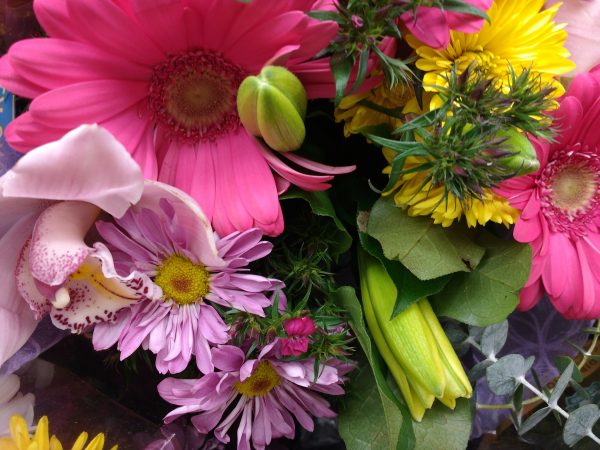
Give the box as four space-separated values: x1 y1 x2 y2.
280 337 311 356
497 65 600 319
400 0 493 50
283 316 315 337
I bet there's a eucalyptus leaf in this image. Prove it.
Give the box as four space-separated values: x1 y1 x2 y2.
519 407 552 436
282 189 352 257
486 354 535 396
332 287 415 450
368 197 484 280
563 404 600 447
431 232 532 326
469 359 494 383
480 321 509 359
549 361 575 406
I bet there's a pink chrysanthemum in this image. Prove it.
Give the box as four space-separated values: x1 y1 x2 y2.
92 194 283 374
400 0 492 50
0 0 354 237
498 66 600 319
158 343 351 450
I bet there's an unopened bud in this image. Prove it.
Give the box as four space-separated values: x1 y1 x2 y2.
494 129 540 175
237 65 307 152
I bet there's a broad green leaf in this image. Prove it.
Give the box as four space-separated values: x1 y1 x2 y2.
412 398 472 450
431 233 532 326
368 197 485 280
282 188 352 257
359 231 450 318
338 355 401 450
332 287 415 450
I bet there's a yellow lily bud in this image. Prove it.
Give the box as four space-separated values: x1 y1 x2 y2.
358 249 472 421
237 65 307 152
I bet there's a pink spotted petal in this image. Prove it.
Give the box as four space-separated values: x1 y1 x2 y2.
28 201 99 287
401 7 450 50
2 124 144 217
51 244 155 333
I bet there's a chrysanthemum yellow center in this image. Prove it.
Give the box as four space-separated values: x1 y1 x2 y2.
234 361 280 398
149 49 247 142
154 255 210 305
550 166 597 214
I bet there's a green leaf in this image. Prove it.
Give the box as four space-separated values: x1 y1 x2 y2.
368 197 485 280
412 398 472 450
431 232 532 326
332 287 415 450
331 52 354 105
282 188 352 257
307 10 343 23
359 231 450 318
440 0 489 21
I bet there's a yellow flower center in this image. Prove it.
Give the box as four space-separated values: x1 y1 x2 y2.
234 361 280 398
550 165 597 215
154 254 210 305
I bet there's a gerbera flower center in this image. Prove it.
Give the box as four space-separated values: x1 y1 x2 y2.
149 49 247 142
540 146 600 236
154 254 210 305
234 361 280 398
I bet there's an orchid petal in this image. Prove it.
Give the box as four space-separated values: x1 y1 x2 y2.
0 214 38 368
2 124 144 218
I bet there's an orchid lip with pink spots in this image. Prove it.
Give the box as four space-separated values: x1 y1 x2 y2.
0 124 147 367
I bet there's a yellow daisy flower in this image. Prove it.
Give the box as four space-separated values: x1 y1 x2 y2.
383 152 519 227
334 82 413 137
0 416 117 450
408 0 575 109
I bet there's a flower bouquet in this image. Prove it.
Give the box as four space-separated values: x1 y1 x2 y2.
1 0 600 449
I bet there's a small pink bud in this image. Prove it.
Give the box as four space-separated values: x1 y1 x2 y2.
284 316 316 337
351 15 364 29
280 337 311 356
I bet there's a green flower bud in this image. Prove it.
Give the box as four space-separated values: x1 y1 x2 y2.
237 65 307 152
496 129 540 175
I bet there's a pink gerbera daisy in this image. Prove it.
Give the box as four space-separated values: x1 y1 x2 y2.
498 65 600 319
0 0 354 237
92 195 283 374
158 343 351 450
